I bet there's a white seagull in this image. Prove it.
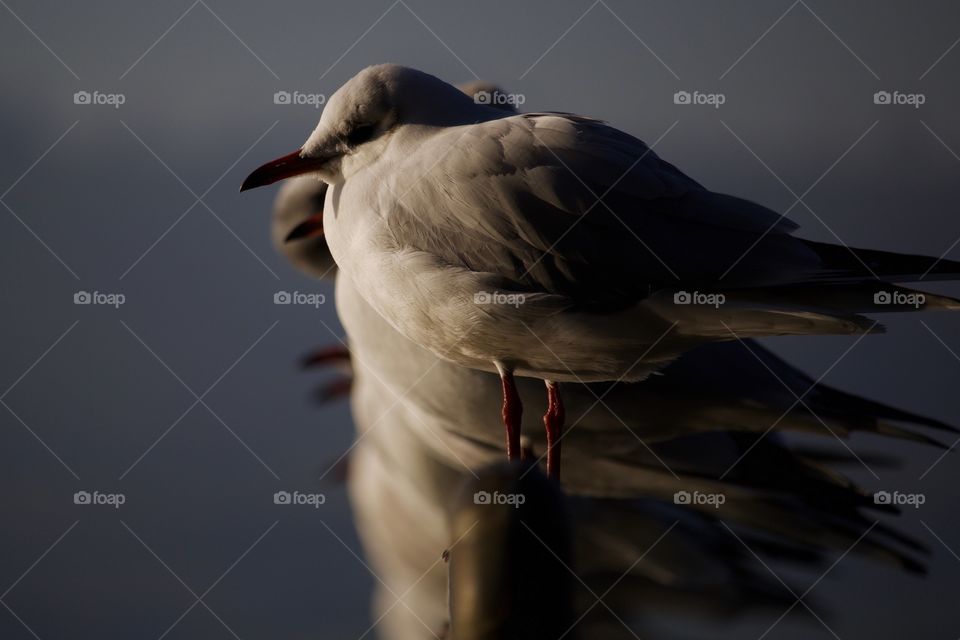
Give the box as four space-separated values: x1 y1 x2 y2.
245 64 960 479
263 76 951 637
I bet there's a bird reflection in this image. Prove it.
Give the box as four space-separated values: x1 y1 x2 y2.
271 166 946 639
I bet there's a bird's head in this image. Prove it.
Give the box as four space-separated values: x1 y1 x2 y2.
259 73 518 279
241 65 506 191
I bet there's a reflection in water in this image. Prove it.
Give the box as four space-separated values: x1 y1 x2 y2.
272 177 946 639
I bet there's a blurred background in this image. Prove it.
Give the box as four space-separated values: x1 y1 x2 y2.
1 0 960 637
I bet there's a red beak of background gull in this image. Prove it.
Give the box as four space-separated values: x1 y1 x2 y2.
285 213 325 242
240 149 327 192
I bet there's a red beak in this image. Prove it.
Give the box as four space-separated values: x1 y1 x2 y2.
240 149 329 192
285 213 325 242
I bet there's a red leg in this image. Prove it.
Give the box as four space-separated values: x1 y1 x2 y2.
498 368 522 461
544 381 564 481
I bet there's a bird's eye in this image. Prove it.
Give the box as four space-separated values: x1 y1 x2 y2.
346 123 376 146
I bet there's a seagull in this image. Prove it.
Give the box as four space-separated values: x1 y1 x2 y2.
260 75 952 637
245 64 960 480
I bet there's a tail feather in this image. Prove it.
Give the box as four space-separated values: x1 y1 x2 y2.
663 279 958 344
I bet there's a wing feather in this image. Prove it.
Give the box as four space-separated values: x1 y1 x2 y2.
387 114 817 304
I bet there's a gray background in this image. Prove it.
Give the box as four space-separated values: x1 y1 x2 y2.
2 0 960 638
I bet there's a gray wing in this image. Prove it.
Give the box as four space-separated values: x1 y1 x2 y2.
389 113 820 305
